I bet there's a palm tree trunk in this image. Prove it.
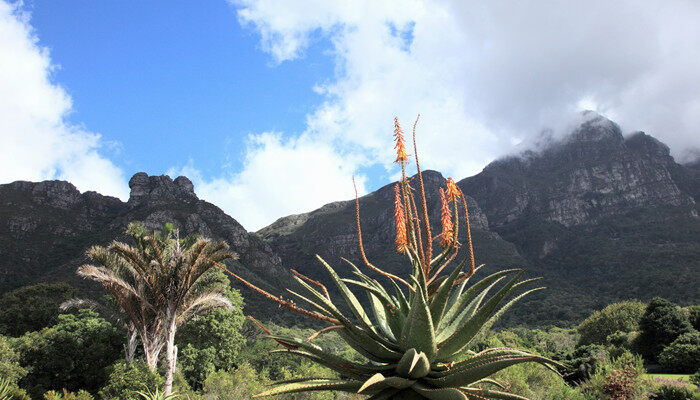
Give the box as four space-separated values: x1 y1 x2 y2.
125 327 138 363
163 312 178 395
141 328 162 371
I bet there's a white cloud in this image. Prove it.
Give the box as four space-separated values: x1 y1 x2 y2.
0 1 127 199
233 0 700 171
170 132 367 231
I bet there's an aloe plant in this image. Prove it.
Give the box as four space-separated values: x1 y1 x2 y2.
213 117 565 399
0 378 11 400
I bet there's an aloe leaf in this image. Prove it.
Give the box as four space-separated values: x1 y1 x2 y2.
411 383 468 400
400 276 437 361
436 278 503 342
463 287 545 351
316 255 377 334
293 275 402 358
439 269 519 331
357 373 415 393
336 329 402 363
366 388 400 400
368 292 397 341
253 379 363 397
437 270 525 360
426 353 565 387
460 387 531 399
429 259 465 327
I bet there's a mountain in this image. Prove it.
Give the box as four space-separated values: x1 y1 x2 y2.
260 113 699 326
0 173 291 321
1 113 698 327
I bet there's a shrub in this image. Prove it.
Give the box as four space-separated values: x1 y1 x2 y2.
15 310 123 398
658 331 700 373
577 300 646 346
690 369 700 386
200 363 269 400
686 305 700 331
637 298 693 362
0 335 26 385
581 351 647 400
650 384 699 400
43 390 94 400
177 286 245 389
98 360 163 400
0 283 76 337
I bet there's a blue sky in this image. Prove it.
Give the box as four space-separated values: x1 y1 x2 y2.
26 0 332 178
1 1 699 230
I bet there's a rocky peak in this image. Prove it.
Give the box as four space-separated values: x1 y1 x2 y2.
128 173 197 206
573 111 625 144
625 131 672 159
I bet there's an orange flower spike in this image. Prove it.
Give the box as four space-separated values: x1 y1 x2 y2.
439 188 454 247
393 117 409 163
445 177 461 202
394 184 408 253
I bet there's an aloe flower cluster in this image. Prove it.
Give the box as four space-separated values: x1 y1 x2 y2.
215 117 565 399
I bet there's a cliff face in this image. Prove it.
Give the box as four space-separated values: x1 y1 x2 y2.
0 173 288 319
461 115 695 233
454 113 699 324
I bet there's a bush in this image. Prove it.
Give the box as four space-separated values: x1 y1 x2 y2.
0 283 76 337
15 309 123 398
200 363 269 400
577 300 645 346
658 331 700 373
637 298 693 362
98 360 163 400
0 335 27 385
691 369 700 386
650 384 699 400
177 287 245 389
686 305 700 331
580 351 647 400
43 390 94 400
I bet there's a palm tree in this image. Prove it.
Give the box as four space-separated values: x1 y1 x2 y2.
77 222 238 394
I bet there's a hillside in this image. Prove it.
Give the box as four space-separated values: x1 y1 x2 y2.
0 173 292 321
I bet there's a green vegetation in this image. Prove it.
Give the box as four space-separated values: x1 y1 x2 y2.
13 310 122 399
0 123 697 399
577 300 645 346
0 284 76 337
77 222 237 395
637 297 695 362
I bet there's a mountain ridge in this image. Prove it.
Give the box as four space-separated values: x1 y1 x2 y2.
1 113 698 326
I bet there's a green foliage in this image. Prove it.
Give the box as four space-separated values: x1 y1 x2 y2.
14 309 123 398
43 390 94 400
177 278 246 389
0 335 27 385
691 370 700 387
580 351 647 400
135 387 180 400
686 305 700 331
637 298 694 362
0 283 76 337
658 331 700 373
200 364 269 400
650 384 700 400
98 360 164 400
577 300 645 346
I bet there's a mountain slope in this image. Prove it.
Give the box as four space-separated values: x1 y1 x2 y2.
0 173 290 321
458 113 699 324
